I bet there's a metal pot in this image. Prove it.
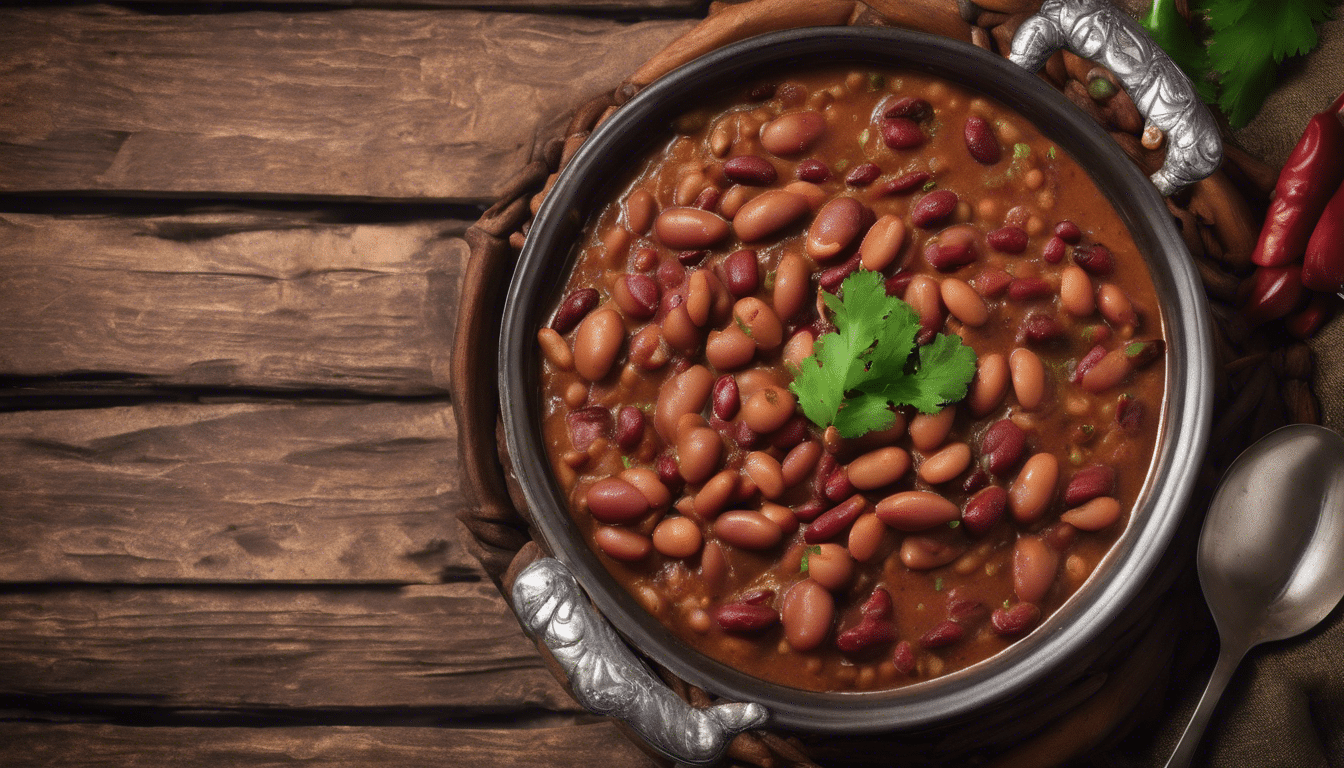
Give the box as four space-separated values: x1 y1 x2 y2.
499 5 1215 763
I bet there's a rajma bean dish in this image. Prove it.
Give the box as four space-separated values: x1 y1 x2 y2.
536 68 1165 692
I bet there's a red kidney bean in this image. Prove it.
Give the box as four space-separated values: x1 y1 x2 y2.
804 493 867 543
1043 520 1078 553
962 485 1007 536
947 594 988 624
797 158 830 182
835 614 897 654
1006 277 1052 301
1041 236 1067 264
981 418 1027 476
962 466 990 494
845 162 881 186
885 270 916 297
552 287 600 334
761 111 827 156
876 491 961 530
964 115 1001 164
970 267 1012 298
781 580 834 651
818 253 863 292
808 197 868 260
613 274 660 320
594 526 651 561
711 374 740 420
1054 220 1082 243
806 543 854 591
566 406 613 451
1063 465 1115 507
1013 535 1059 604
692 186 720 212
655 365 713 443
920 619 966 648
677 249 708 266
884 96 931 120
654 207 730 250
722 249 760 297
723 155 778 185
924 236 977 272
734 190 810 242
1117 393 1145 433
769 414 809 450
987 225 1029 254
614 406 645 451
911 190 959 228
652 516 702 558
880 117 925 149
656 259 685 289
655 452 683 491
1009 453 1058 523
1018 313 1065 345
713 602 780 633
714 510 783 550
892 640 917 674
822 464 856 502
991 602 1041 636
1072 344 1107 385
1073 243 1115 275
900 533 966 570
876 170 931 196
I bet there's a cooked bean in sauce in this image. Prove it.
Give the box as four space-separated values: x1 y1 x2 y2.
537 68 1164 692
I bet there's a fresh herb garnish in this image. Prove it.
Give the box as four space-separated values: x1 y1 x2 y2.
788 270 978 438
800 544 823 574
934 577 945 592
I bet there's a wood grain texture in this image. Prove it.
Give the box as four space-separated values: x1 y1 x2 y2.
0 401 476 583
0 7 697 202
1 723 657 768
0 213 464 394
122 0 701 8
0 582 577 712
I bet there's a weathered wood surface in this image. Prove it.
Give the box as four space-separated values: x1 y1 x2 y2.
0 582 577 712
0 7 697 202
0 401 477 583
0 212 467 395
123 0 702 9
2 723 657 768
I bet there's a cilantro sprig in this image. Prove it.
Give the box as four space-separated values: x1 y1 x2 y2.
788 269 978 439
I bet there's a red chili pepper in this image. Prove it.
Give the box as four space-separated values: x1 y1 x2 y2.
1301 179 1344 292
1242 264 1306 325
1286 292 1340 339
1251 90 1344 267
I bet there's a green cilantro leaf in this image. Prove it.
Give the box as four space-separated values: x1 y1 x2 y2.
800 544 822 573
788 269 978 438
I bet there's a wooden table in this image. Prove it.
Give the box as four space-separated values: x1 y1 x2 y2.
0 3 701 763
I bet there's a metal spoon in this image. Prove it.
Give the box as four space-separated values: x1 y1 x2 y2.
1165 423 1344 768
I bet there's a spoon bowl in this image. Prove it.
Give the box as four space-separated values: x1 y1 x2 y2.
1166 423 1344 767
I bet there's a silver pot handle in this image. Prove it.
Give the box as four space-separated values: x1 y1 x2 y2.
1008 0 1222 196
512 557 770 767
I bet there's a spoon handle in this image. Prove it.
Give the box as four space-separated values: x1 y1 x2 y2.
1163 642 1249 768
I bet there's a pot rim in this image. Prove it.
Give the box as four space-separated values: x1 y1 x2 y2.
499 26 1213 734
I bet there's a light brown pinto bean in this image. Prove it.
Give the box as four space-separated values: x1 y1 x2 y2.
573 308 624 382
918 442 971 484
759 501 799 533
1059 266 1095 317
847 446 912 490
760 111 827 156
903 275 945 338
807 197 868 260
677 427 723 485
1060 496 1122 531
735 369 783 398
783 330 815 369
740 385 797 434
699 540 728 591
734 190 810 242
594 526 652 562
968 352 1009 417
847 513 887 563
661 304 701 354
719 185 756 219
743 451 786 499
586 477 651 523
694 470 738 519
1009 347 1047 410
733 297 784 350
652 516 703 559
875 491 962 530
900 533 967 571
625 188 657 235
859 214 907 272
781 579 834 651
537 327 574 371
686 270 713 327
620 468 670 510
1097 283 1137 326
940 279 989 327
1013 535 1059 604
655 365 714 442
908 406 956 452
705 326 756 370
628 325 669 371
654 207 729 250
806 544 854 591
1009 453 1059 523
675 412 708 438
782 440 823 487
784 180 828 210
714 510 783 550
773 250 811 321
1080 349 1130 393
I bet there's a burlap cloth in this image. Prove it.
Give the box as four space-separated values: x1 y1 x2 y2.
453 2 1344 765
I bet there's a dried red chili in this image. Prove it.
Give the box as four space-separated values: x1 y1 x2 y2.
1242 264 1306 325
1302 179 1344 292
1250 90 1344 267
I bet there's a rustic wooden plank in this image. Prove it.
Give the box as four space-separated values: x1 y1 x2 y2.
0 212 465 394
124 0 702 9
0 582 577 712
0 7 697 202
1 723 656 768
0 401 480 583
